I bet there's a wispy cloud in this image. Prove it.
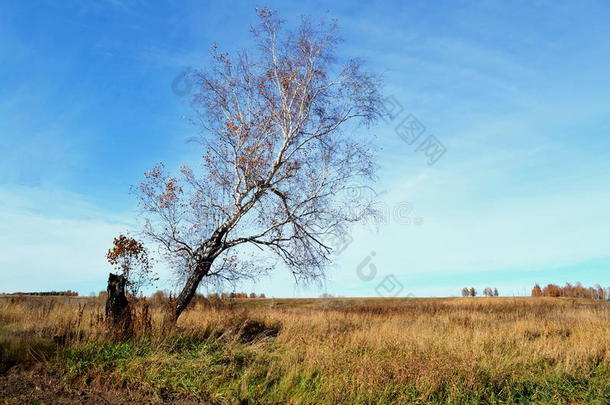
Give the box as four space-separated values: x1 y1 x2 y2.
0 186 132 293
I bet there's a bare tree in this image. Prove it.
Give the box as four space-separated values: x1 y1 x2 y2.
594 284 604 300
137 9 382 320
461 287 470 297
469 287 477 297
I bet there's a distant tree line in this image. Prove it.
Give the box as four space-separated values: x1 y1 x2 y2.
531 283 609 299
461 287 499 297
0 290 78 297
207 292 267 299
146 290 267 301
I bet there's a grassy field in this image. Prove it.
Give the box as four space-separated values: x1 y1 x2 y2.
1 296 609 404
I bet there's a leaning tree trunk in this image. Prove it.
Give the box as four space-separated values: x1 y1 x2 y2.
105 273 132 339
174 261 212 320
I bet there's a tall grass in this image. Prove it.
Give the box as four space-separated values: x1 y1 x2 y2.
1 296 609 404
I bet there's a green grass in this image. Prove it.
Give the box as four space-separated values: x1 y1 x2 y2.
55 338 610 405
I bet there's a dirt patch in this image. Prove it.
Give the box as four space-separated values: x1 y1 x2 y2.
224 318 281 343
0 363 211 405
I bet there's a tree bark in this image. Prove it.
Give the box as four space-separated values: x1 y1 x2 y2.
174 260 212 320
105 273 132 338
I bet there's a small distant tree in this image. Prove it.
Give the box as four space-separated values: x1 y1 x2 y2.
483 287 493 297
543 284 562 297
259 293 266 299
249 292 257 298
461 287 470 297
151 290 166 299
469 287 477 297
493 288 499 297
593 284 604 300
531 284 542 297
150 290 166 307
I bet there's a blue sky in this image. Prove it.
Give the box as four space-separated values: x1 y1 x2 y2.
2 0 610 297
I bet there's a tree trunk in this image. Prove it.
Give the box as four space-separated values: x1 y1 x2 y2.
174 260 212 320
105 273 132 338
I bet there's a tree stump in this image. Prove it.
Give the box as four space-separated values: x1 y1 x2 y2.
105 273 132 339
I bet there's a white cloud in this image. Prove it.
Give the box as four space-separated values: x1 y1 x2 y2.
0 186 132 293
324 156 610 293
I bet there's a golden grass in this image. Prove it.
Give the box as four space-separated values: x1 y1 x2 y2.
1 296 609 404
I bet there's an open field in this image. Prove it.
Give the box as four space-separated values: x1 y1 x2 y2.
1 296 609 404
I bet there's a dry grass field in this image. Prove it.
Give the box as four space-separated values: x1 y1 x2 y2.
1 296 609 404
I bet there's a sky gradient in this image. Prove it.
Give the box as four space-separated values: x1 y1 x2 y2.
2 0 610 297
